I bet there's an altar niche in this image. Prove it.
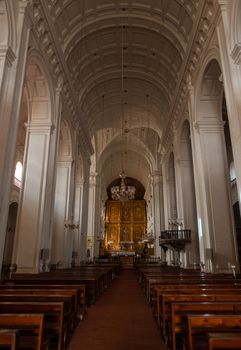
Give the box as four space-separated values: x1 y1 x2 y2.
104 200 147 254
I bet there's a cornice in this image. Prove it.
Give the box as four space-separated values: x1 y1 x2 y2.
161 0 219 150
27 1 93 157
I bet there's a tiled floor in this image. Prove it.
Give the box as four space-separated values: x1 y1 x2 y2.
67 269 166 350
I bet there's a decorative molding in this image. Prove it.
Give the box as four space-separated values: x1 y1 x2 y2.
231 43 241 65
26 2 93 157
161 1 219 150
0 46 16 66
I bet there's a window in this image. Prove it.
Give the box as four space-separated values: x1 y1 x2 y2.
14 161 23 188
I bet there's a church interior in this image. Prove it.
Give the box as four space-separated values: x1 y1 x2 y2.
1 0 241 349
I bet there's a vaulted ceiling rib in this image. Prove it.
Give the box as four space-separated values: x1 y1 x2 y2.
44 0 202 188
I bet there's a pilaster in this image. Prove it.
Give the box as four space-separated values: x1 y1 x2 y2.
192 118 238 271
13 122 55 273
51 159 74 268
87 172 101 259
0 5 30 271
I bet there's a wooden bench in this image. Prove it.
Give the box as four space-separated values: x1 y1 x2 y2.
0 289 79 326
0 294 74 342
207 332 241 349
160 293 241 339
186 314 241 350
0 330 17 350
155 286 241 327
0 302 67 350
9 274 100 305
1 284 86 320
170 301 241 350
0 313 45 350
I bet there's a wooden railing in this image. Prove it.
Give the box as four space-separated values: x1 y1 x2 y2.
159 229 191 251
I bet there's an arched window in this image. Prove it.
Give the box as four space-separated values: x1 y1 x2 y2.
14 161 23 188
230 162 236 183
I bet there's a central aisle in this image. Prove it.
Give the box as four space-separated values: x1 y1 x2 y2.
68 269 166 350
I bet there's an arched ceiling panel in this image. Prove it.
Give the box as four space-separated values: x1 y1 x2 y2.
101 149 151 190
44 0 204 185
46 0 200 132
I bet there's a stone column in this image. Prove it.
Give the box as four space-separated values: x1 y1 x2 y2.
191 119 238 272
217 2 241 218
0 2 30 271
87 172 101 259
14 122 55 273
79 174 90 261
41 87 62 257
51 159 74 268
150 172 162 257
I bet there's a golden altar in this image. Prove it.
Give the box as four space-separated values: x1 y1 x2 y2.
104 200 146 253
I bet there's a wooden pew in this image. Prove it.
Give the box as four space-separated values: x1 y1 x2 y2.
0 302 66 350
0 294 74 342
9 273 100 305
147 275 241 303
170 301 241 350
0 314 45 350
0 289 79 326
160 293 241 339
207 332 241 349
1 284 86 320
0 330 17 350
186 314 241 350
155 286 241 327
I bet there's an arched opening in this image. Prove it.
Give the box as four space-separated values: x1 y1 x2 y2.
13 161 23 188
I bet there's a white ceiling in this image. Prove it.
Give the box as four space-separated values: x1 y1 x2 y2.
44 0 203 189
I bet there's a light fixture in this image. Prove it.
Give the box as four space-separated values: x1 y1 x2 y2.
111 22 135 201
111 172 135 201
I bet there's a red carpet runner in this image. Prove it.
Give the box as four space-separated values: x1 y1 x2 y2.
68 269 166 350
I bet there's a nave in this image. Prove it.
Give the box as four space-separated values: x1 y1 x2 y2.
68 269 166 350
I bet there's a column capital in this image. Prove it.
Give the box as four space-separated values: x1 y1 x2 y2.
150 171 162 185
193 120 225 132
25 121 55 133
89 172 100 187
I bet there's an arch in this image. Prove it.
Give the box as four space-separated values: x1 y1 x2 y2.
230 0 241 51
25 49 55 124
196 58 223 123
0 1 17 49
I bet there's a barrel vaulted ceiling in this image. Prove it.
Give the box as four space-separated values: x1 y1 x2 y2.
40 0 210 188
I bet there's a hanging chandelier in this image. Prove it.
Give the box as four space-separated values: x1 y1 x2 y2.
111 173 135 201
110 23 135 201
